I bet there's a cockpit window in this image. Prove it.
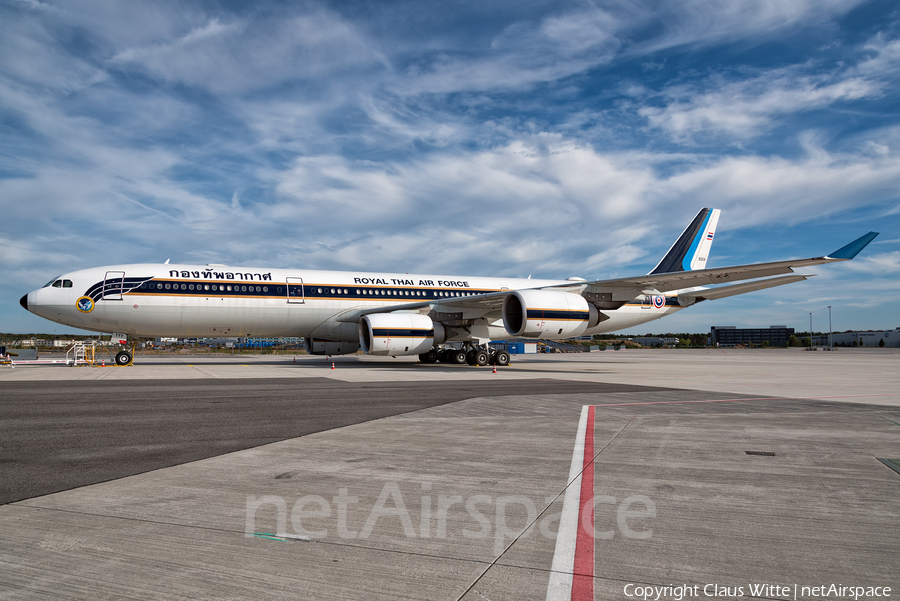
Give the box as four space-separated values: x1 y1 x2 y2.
62 280 73 288
52 280 62 288
43 276 63 288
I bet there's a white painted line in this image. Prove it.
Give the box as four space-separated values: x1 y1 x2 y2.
545 404 590 601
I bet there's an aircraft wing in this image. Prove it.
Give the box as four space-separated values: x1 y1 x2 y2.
336 231 878 322
547 231 879 296
675 274 812 302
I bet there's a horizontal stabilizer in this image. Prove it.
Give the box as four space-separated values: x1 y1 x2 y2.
678 274 811 302
827 232 879 260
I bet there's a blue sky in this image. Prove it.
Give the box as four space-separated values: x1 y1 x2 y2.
1 0 898 335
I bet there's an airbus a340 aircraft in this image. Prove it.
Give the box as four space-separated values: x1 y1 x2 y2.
20 209 877 366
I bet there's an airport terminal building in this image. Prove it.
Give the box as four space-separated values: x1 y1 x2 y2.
813 328 900 347
710 326 795 347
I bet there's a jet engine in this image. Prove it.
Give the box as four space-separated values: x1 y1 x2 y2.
502 289 601 339
359 313 445 356
304 338 360 355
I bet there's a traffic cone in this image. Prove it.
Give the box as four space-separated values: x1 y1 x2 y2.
331 361 335 369
492 365 497 374
293 357 296 363
101 359 105 367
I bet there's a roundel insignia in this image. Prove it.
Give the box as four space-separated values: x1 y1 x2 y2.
653 295 665 309
76 296 94 313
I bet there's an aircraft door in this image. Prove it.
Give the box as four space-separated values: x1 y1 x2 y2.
103 271 125 300
286 277 304 304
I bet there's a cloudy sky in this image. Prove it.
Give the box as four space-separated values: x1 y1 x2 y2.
1 0 898 335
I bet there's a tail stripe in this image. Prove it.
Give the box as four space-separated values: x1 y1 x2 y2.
681 210 714 272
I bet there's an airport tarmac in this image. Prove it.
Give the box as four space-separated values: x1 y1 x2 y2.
0 350 898 600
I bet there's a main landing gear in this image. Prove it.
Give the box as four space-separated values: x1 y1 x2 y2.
418 345 511 367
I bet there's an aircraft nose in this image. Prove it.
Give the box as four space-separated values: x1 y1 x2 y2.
19 294 28 311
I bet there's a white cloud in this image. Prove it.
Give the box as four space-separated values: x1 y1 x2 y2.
656 149 900 228
631 0 865 54
858 35 900 77
843 251 900 275
640 72 880 140
393 8 624 95
0 19 106 92
109 12 387 94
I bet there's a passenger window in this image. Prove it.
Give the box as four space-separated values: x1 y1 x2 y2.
263 287 268 292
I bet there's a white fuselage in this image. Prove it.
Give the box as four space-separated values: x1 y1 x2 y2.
23 263 683 341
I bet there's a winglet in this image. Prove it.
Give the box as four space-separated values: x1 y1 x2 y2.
827 232 879 260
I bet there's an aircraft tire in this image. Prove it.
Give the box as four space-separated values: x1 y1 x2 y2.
474 350 489 366
494 351 510 366
451 350 467 364
115 351 132 366
420 349 439 364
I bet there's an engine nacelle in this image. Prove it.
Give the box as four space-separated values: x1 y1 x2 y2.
304 338 360 355
502 289 600 339
359 314 445 356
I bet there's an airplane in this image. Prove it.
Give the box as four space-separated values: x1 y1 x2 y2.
19 208 878 367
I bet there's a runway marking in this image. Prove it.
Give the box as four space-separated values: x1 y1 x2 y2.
546 405 597 601
572 406 595 600
593 392 898 407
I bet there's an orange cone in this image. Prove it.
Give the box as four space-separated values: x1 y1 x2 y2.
331 361 335 369
293 357 296 363
101 359 105 367
492 365 497 374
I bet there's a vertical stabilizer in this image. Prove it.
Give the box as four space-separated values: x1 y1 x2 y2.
649 208 720 275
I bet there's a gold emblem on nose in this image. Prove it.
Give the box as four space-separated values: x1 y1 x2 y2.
76 296 94 313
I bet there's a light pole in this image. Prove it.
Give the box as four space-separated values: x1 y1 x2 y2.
809 312 813 349
827 305 833 349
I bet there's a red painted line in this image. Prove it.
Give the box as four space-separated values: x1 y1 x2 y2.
592 393 896 407
572 405 595 600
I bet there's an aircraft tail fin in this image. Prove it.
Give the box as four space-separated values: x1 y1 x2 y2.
649 208 720 275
